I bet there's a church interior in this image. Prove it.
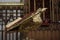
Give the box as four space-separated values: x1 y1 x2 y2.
0 0 60 40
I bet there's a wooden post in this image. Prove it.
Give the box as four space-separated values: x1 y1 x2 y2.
29 0 30 14
52 0 54 22
34 0 36 11
43 0 45 20
24 0 28 14
50 0 52 20
56 0 58 21
5 6 7 40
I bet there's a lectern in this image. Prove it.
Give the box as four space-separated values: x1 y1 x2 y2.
6 8 47 32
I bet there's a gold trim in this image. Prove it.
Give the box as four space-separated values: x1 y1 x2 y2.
0 2 24 5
